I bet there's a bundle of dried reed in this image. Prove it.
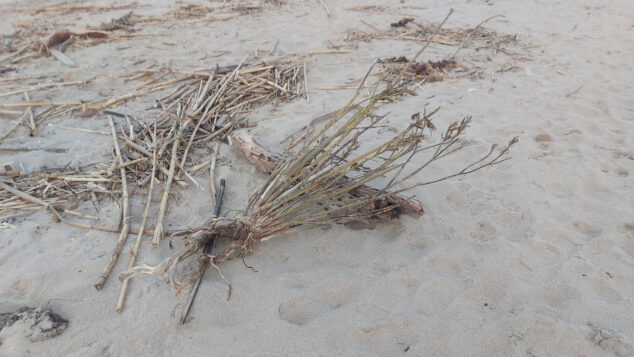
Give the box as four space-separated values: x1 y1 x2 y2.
119 62 517 295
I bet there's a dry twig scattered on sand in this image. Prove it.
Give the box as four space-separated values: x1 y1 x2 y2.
0 58 306 142
1 55 308 300
346 15 518 51
1 2 278 65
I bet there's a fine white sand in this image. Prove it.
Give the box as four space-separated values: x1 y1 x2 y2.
1 0 633 356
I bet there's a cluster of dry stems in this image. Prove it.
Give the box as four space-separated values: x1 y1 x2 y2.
120 60 517 295
0 9 521 314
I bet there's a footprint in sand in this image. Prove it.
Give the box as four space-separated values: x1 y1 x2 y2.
278 280 359 325
588 323 634 357
471 221 497 242
572 221 602 237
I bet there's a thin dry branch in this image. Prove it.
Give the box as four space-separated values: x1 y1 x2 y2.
116 125 157 312
95 116 131 290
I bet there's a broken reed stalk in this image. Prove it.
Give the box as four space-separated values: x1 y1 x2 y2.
397 8 454 80
448 14 504 59
0 178 175 237
180 65 218 169
23 92 36 135
1 57 304 143
209 142 220 206
152 112 192 247
116 125 158 312
95 116 131 290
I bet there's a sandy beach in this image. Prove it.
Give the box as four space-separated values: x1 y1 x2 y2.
0 0 633 356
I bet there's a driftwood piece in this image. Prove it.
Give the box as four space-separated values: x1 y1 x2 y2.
229 130 424 218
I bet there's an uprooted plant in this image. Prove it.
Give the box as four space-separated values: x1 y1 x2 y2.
119 62 518 295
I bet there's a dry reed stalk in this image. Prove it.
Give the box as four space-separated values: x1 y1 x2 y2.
179 64 219 169
123 140 188 188
1 57 305 144
0 101 83 108
0 117 23 143
94 116 131 290
116 126 158 312
448 15 505 59
152 112 192 247
209 142 220 206
303 61 309 101
347 13 518 53
23 92 36 135
188 161 210 174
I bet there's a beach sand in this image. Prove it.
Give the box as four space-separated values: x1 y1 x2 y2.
0 0 633 356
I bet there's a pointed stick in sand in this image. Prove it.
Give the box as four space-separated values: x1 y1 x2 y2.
95 116 131 290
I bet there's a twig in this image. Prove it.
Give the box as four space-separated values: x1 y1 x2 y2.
449 15 504 59
123 140 188 188
0 180 179 236
0 101 82 108
180 65 218 168
55 126 110 136
270 39 279 54
316 0 331 17
23 92 36 135
152 118 190 247
565 85 583 98
180 178 225 324
95 116 131 290
188 161 210 174
209 142 220 206
397 9 454 80
116 125 158 312
303 61 309 101
0 117 22 143
309 50 353 55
